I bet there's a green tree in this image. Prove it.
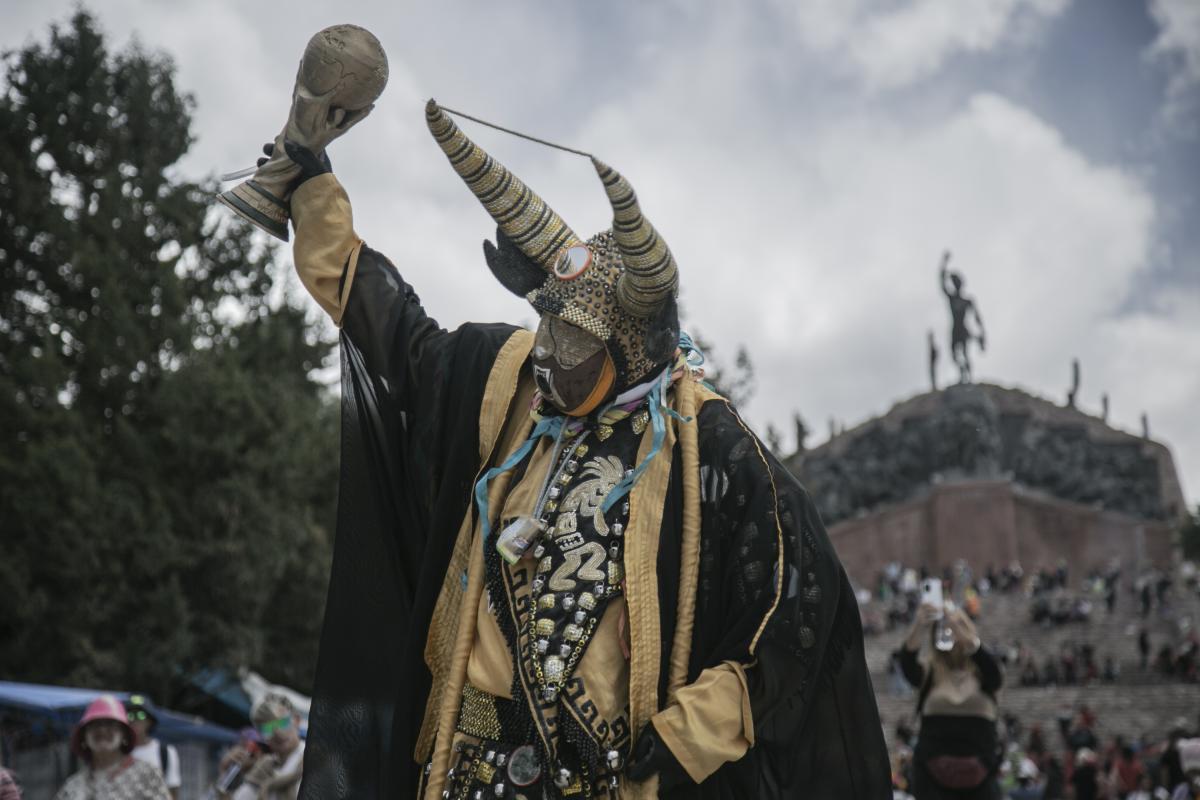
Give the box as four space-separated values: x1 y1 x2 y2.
0 10 337 699
689 331 756 408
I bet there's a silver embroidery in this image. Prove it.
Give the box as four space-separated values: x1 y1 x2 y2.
559 455 625 536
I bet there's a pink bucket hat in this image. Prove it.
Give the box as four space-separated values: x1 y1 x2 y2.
70 695 135 759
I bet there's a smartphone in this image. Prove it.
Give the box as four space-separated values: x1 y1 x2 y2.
920 578 944 618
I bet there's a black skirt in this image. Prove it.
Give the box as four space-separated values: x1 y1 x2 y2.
912 714 1001 800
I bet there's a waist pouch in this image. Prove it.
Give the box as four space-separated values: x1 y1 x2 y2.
925 754 989 790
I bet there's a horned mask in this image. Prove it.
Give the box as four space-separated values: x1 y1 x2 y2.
426 100 681 411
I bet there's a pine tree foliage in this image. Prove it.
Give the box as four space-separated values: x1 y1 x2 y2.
0 11 337 699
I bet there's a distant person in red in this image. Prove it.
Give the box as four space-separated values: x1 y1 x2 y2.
54 695 169 800
1109 743 1144 796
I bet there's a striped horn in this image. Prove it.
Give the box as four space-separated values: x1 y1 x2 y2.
592 158 678 317
426 100 582 271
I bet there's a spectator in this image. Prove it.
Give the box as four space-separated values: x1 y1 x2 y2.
1071 747 1100 800
1158 643 1177 676
213 728 266 799
1061 645 1078 686
1169 738 1200 800
1163 726 1192 792
893 747 916 799
126 695 181 800
1140 628 1152 670
233 694 304 800
54 696 169 800
1019 659 1040 687
1042 755 1065 800
1026 726 1049 773
1058 708 1099 754
1127 772 1155 800
1110 743 1145 796
1005 752 1042 800
1042 656 1060 687
899 602 1003 799
0 755 21 800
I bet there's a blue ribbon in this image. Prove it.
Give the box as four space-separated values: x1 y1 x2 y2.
474 414 565 542
600 332 700 513
678 330 706 369
475 332 702 539
600 378 669 513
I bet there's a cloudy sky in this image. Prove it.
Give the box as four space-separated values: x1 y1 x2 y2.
5 0 1199 504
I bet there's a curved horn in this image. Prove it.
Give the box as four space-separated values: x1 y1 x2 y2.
592 158 678 317
426 100 582 271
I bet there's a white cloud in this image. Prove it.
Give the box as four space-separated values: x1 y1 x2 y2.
1148 0 1200 88
4 1 1197 505
770 0 1070 90
1147 0 1200 132
637 88 1168 446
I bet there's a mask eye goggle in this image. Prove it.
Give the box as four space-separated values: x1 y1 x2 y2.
552 245 591 280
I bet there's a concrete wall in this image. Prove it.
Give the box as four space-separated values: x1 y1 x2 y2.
829 479 1174 587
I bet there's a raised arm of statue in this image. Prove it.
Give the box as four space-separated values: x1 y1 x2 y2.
940 251 953 298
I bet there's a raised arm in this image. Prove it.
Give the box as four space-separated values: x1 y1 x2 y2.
940 250 954 298
900 602 941 686
289 155 447 413
285 143 517 534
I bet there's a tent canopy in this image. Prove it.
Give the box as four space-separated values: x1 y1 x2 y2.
0 681 240 745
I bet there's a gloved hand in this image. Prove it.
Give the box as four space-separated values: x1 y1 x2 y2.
221 67 373 241
251 75 370 193
626 723 691 790
256 142 330 188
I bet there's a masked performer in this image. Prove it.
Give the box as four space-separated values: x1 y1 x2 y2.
281 100 889 799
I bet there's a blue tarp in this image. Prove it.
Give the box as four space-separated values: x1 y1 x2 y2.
0 681 240 745
186 667 252 717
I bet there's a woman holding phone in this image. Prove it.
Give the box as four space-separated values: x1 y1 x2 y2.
898 598 1004 799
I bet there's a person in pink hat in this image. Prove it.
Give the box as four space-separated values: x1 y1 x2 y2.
54 695 169 800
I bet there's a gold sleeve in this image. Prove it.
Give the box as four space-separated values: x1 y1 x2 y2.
290 173 364 326
650 660 755 783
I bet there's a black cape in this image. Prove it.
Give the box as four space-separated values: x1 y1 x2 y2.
298 247 891 799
